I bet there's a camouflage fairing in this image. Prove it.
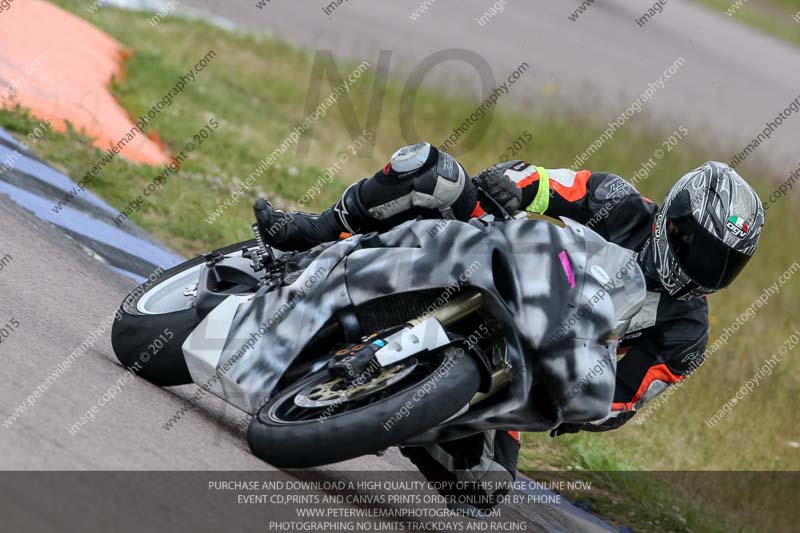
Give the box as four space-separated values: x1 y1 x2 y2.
182 216 645 434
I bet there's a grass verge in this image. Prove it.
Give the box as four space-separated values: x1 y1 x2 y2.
694 0 800 48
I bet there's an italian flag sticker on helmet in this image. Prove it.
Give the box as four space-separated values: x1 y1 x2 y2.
726 215 749 238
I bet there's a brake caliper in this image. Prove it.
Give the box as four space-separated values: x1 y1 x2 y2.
328 338 387 382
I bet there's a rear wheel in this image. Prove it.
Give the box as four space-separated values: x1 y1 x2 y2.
247 346 480 468
111 240 255 386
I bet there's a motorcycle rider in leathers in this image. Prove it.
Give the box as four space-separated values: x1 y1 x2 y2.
252 142 765 510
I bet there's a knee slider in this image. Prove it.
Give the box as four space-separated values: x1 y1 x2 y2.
389 142 437 177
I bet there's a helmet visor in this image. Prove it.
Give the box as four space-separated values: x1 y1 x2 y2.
666 191 752 290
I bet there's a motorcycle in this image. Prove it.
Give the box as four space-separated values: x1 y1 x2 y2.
111 194 645 468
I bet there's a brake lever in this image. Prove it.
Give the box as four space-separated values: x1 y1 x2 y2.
472 179 514 221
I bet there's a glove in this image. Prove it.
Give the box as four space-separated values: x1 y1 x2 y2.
582 410 636 432
549 423 584 437
551 410 637 437
474 167 522 215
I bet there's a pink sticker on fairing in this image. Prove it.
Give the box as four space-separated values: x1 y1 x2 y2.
559 250 576 288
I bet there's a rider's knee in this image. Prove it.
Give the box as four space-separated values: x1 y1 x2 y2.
359 142 476 222
392 142 474 219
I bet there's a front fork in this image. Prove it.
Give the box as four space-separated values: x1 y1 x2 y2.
412 291 513 404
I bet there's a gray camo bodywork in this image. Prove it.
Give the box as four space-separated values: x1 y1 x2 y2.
182 217 645 437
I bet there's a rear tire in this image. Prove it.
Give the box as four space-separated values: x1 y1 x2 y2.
247 346 480 468
111 240 255 386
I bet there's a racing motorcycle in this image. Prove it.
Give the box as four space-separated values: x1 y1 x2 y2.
111 196 645 468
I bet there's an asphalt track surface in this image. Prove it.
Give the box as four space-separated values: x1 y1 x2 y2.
183 0 800 176
0 196 614 532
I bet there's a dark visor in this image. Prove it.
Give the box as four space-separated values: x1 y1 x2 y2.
666 191 752 290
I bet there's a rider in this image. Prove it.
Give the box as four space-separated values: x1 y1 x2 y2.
253 142 765 508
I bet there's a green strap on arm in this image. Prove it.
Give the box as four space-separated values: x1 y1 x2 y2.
526 166 551 214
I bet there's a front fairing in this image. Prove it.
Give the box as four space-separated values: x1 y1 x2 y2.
406 218 646 441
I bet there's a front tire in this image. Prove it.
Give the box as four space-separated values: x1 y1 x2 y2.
111 240 255 386
247 346 480 468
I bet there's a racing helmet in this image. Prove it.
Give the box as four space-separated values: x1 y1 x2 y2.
652 162 764 300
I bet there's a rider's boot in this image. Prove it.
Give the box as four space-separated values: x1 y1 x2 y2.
253 182 375 252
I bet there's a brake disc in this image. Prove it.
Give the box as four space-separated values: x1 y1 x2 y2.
293 360 418 408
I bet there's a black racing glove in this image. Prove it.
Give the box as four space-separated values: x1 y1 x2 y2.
549 423 584 437
474 167 522 216
582 410 637 432
550 411 637 437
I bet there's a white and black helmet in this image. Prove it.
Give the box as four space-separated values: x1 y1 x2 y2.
652 162 764 300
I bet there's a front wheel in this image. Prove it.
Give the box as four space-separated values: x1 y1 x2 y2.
247 346 481 468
